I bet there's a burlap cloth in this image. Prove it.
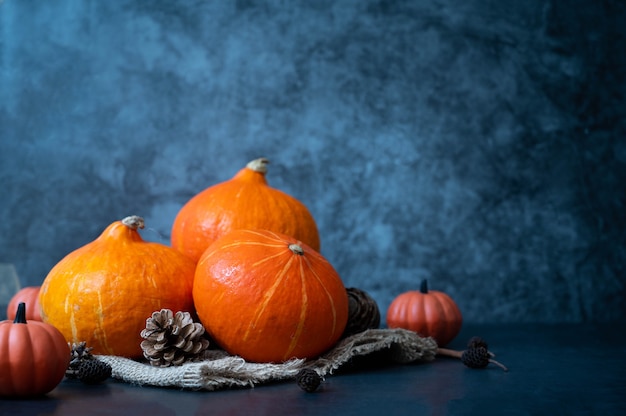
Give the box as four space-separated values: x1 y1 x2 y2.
96 328 438 391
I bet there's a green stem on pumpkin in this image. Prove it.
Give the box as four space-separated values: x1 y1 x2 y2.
14 302 27 324
420 279 429 294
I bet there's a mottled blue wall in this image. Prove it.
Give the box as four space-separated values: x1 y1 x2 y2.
1 0 624 323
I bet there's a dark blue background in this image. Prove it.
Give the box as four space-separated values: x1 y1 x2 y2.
1 0 624 323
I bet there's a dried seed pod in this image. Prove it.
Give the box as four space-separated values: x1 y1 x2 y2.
296 368 323 392
436 336 508 372
140 309 210 367
461 347 491 368
342 287 381 337
77 359 112 384
467 336 489 350
66 341 94 379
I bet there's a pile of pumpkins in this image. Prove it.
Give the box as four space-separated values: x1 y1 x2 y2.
1 157 463 397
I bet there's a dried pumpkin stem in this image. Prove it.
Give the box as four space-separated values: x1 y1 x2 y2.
121 215 145 230
246 158 269 173
289 244 305 255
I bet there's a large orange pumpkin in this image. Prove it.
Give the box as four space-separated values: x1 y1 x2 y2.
193 229 348 363
39 216 196 358
171 158 320 262
386 279 462 347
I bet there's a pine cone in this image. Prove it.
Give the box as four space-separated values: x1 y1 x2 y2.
66 341 94 379
77 359 112 384
467 336 489 350
296 368 323 392
461 347 491 369
140 309 210 367
342 287 381 337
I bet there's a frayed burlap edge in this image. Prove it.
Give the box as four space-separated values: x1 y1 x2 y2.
96 328 438 391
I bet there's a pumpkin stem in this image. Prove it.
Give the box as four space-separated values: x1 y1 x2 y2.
420 279 429 294
14 302 27 324
121 215 145 230
246 158 270 174
289 244 305 255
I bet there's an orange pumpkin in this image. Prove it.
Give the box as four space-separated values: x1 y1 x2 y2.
39 216 196 358
171 158 320 262
386 279 462 347
7 286 42 321
0 303 70 397
193 229 348 363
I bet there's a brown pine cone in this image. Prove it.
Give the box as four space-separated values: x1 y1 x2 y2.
296 368 323 392
140 309 210 367
66 341 94 379
342 287 381 337
77 359 112 384
437 337 509 372
461 347 491 369
461 345 508 371
467 336 489 350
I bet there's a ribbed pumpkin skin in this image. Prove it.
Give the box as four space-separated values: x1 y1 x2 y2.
0 304 70 397
39 217 196 358
171 158 321 262
193 229 347 363
386 284 462 347
7 286 42 321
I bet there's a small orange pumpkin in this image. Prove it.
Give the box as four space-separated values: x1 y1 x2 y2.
0 303 70 397
386 279 463 347
7 286 42 321
193 229 348 363
171 158 321 262
39 216 196 358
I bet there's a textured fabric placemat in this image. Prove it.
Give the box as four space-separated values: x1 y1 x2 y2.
97 328 438 391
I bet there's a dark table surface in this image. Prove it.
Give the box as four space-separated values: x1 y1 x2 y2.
2 323 625 416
